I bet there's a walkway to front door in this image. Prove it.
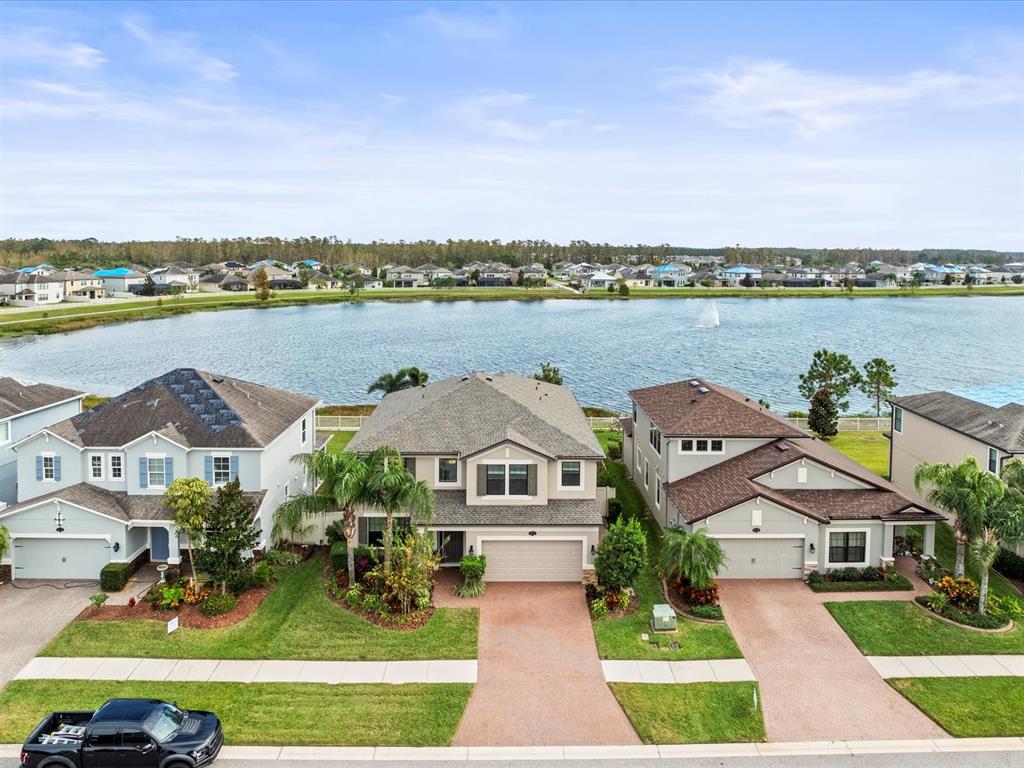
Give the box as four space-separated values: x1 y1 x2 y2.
435 577 640 746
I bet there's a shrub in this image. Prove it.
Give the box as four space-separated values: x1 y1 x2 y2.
987 594 1023 623
330 541 348 574
806 570 823 584
606 498 623 525
200 592 237 616
100 562 131 592
595 516 647 591
917 595 1008 629
995 548 1024 581
608 443 623 460
678 582 719 606
809 576 912 592
596 463 614 488
934 576 979 609
227 568 255 596
921 591 948 613
251 559 271 587
265 549 301 567
456 554 487 598
590 597 609 619
859 566 882 582
127 596 137 609
325 520 347 545
343 583 363 608
158 585 185 610
831 567 862 582
687 604 724 620
89 593 109 608
352 545 376 584
182 579 208 605
917 556 948 584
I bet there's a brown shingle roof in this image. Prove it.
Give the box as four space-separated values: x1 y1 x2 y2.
0 378 83 420
630 379 805 438
891 391 1024 453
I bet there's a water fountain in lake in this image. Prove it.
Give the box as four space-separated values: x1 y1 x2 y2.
695 300 720 329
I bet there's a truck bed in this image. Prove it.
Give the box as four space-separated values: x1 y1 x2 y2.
29 711 94 746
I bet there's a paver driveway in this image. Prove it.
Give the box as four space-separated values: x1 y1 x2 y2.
0 581 92 688
718 580 948 742
436 579 640 746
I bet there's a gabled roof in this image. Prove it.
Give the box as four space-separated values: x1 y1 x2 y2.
0 378 83 420
891 391 1024 453
348 372 603 459
629 379 804 438
43 369 318 449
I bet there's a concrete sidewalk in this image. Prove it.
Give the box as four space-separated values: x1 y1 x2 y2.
14 657 476 684
601 658 755 683
868 655 1024 679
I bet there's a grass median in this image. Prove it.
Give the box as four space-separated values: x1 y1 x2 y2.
610 682 765 743
888 677 1024 737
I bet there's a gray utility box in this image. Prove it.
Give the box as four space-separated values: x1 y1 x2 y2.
651 603 677 632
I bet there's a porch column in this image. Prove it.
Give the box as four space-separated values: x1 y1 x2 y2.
880 522 895 566
166 523 181 565
922 523 936 558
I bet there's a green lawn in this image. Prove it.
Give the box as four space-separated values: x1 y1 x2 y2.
934 521 1022 604
826 431 889 478
889 677 1024 737
43 557 478 660
326 431 355 454
610 682 765 743
591 462 742 660
593 428 621 456
825 600 1024 655
0 680 471 746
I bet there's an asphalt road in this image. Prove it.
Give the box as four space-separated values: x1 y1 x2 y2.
7 753 1023 768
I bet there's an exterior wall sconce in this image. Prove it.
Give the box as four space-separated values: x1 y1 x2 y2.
113 542 120 553
590 544 596 555
752 527 761 534
809 542 816 554
468 545 474 555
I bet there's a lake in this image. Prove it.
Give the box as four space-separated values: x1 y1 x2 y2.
1 297 1022 413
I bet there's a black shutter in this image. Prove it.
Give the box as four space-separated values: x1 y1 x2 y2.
477 464 487 495
527 465 538 495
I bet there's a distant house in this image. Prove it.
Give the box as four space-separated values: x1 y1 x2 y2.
0 272 65 306
51 270 106 301
650 263 689 287
477 263 514 287
17 264 55 276
855 273 898 288
306 271 343 289
94 267 147 295
199 272 251 292
584 270 616 289
149 265 199 293
385 265 421 287
723 265 762 286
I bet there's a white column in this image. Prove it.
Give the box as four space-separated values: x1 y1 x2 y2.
881 522 895 565
923 524 936 558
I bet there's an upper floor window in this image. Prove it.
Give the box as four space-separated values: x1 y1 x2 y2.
110 454 123 480
893 406 903 433
147 457 166 488
636 448 642 470
437 457 459 484
988 448 998 474
679 438 724 454
479 463 537 497
485 464 506 495
403 456 416 475
655 475 661 507
644 459 649 488
41 455 57 481
213 456 232 485
649 426 662 454
508 464 529 495
90 454 104 481
560 461 582 488
301 418 307 444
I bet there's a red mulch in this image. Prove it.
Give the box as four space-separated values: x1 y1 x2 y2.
321 563 435 631
79 583 273 629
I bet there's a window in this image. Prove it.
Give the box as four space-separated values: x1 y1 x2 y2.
679 438 725 454
560 461 582 488
797 466 808 484
301 418 307 444
90 454 104 480
893 406 903 433
649 425 662 454
403 456 416 475
486 464 506 495
121 730 153 749
636 448 642 470
367 517 385 546
437 457 459 484
87 727 119 747
655 476 661 506
644 459 649 488
42 455 56 480
147 457 166 488
711 439 723 452
829 531 867 564
988 448 998 474
110 454 123 480
508 464 529 495
0 421 8 444
632 403 637 423
213 456 231 485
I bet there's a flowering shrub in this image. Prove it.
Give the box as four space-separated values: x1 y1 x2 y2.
182 579 209 605
934 576 979 609
676 582 719 606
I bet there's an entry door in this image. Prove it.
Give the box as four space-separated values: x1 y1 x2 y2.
150 528 170 561
437 531 465 565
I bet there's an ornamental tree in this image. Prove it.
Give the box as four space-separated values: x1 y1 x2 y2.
163 477 212 576
193 479 261 593
595 516 647 591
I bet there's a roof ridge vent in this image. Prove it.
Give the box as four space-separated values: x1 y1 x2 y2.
698 386 710 394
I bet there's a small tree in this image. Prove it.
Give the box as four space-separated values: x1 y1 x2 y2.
594 516 647 591
364 447 434 573
798 348 862 413
659 528 725 589
942 272 954 286
971 495 1024 615
740 273 754 288
0 524 10 566
808 387 839 437
140 275 157 296
533 362 563 385
253 267 270 301
370 529 440 615
163 478 212 576
859 358 898 417
193 479 261 593
617 280 630 296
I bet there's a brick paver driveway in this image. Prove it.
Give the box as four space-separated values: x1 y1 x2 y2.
718 579 948 742
436 578 640 746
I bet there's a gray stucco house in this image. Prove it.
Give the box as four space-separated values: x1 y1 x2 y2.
346 372 608 582
623 379 943 578
0 369 321 580
0 378 85 507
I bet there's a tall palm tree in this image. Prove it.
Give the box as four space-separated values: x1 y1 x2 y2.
914 456 1005 578
273 450 369 586
659 528 726 589
367 367 430 396
971 495 1024 615
364 446 435 573
399 367 429 387
1002 458 1024 493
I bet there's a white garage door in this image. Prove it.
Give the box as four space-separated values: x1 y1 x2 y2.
12 538 111 580
482 539 583 582
716 537 804 579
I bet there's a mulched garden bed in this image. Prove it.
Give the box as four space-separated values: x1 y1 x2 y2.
321 563 435 631
79 582 273 629
912 596 1015 633
661 579 726 623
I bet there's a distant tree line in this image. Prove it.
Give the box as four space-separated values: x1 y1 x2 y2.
1 236 1018 271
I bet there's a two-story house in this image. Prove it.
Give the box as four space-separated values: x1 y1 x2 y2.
0 272 65 306
0 378 85 507
346 372 607 581
623 379 942 579
51 270 106 301
0 369 322 581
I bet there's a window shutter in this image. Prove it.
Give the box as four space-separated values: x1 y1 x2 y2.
527 464 538 495
53 456 61 481
204 456 213 484
358 517 368 546
164 457 174 483
36 455 43 481
230 456 239 481
476 464 487 496
139 457 148 488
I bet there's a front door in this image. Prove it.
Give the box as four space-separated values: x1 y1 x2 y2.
150 527 170 561
437 531 465 565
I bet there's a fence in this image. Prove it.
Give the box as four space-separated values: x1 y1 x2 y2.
315 414 370 432
782 416 889 432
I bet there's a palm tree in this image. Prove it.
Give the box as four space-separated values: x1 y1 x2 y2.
273 450 369 586
399 367 429 387
914 456 1004 578
971 494 1024 615
364 446 435 573
659 528 726 589
366 367 430 396
1002 458 1024 493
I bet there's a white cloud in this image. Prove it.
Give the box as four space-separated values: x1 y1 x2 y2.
0 28 106 69
448 91 589 141
379 93 407 108
661 59 1023 137
415 8 507 41
121 17 238 83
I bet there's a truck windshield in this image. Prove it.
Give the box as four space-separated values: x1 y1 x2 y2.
143 704 185 743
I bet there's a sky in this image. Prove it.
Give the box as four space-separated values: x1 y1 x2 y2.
1 1 1022 249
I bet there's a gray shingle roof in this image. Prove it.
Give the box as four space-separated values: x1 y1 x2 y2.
45 369 318 449
891 391 1024 453
348 373 603 459
0 378 83 420
432 490 602 526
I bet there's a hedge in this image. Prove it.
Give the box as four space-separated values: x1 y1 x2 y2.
329 541 348 573
808 575 913 592
99 562 131 592
995 548 1024 581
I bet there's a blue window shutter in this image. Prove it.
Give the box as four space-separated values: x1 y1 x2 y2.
164 457 174 483
230 456 239 481
36 455 44 481
204 456 213 484
53 456 61 481
139 457 148 488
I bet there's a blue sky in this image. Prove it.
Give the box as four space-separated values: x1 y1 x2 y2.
1 1 1022 248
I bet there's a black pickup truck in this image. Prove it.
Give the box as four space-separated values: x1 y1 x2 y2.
21 699 223 768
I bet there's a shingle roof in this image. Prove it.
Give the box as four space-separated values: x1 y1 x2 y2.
0 378 83 420
44 369 318 449
891 391 1024 453
665 437 943 524
348 372 603 459
630 379 805 438
432 490 602 526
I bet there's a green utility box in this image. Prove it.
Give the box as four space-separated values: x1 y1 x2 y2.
651 603 677 632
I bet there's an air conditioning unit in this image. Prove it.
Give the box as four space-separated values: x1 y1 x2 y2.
651 603 677 632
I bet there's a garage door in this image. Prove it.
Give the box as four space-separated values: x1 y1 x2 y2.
12 538 111 580
481 539 583 582
716 537 804 579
